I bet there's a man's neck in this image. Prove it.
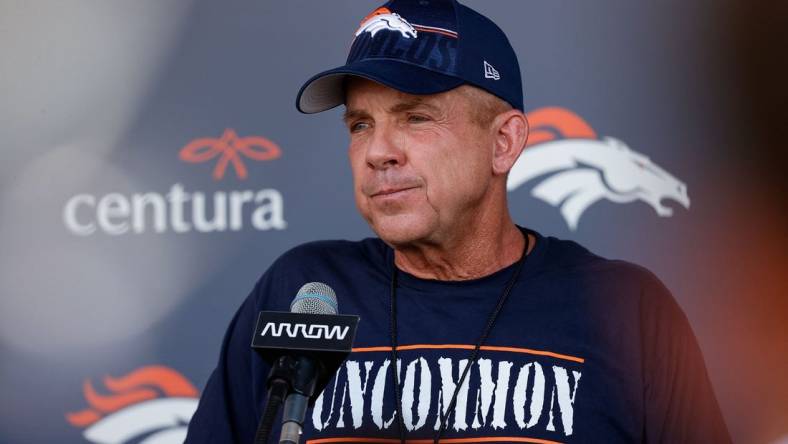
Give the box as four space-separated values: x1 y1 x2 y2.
393 221 531 281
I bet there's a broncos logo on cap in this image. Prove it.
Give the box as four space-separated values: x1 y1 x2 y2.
66 365 199 444
507 107 690 230
355 7 417 39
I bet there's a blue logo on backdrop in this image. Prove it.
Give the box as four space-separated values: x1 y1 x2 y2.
507 108 690 230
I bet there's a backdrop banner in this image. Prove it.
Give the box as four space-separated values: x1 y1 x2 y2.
1 1 785 443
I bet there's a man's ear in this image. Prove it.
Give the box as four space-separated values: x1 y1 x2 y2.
491 110 529 176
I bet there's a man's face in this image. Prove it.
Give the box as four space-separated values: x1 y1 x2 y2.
344 78 496 247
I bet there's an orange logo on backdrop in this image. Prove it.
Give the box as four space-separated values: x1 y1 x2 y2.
525 107 597 146
179 128 282 180
66 365 198 427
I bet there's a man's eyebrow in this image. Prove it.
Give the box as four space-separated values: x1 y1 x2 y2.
342 99 441 124
389 99 440 114
342 109 369 124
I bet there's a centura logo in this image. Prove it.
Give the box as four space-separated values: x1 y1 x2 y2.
261 322 350 340
507 107 690 230
179 128 281 181
355 7 417 39
66 365 199 444
63 129 287 235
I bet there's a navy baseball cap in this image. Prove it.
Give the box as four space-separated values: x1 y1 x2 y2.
296 0 523 113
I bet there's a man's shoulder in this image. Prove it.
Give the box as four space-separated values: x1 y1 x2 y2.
538 232 665 290
538 232 681 331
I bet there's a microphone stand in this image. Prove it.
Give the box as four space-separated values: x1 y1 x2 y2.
251 308 359 444
254 358 291 444
253 355 320 444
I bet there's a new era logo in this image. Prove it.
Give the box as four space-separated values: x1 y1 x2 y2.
484 61 500 80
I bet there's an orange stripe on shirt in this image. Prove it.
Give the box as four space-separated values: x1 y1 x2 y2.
351 344 585 364
306 436 563 444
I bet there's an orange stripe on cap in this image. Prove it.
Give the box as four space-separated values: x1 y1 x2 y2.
307 437 563 444
351 344 585 364
412 25 458 39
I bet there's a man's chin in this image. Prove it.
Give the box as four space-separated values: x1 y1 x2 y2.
368 216 435 248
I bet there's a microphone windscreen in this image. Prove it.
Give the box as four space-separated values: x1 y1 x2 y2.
290 282 338 315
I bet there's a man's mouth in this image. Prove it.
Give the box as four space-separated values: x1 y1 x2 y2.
371 186 419 198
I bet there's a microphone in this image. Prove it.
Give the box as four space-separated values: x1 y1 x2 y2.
251 282 359 444
280 283 339 444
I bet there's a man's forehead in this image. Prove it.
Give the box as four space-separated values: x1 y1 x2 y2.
344 77 457 113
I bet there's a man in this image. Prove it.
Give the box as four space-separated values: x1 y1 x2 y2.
186 1 731 442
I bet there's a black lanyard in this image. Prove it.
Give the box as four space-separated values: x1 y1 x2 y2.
388 231 531 443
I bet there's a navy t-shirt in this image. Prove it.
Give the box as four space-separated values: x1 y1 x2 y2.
185 229 731 443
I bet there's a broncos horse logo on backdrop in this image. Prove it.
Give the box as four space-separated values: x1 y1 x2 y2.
355 7 418 39
66 365 199 444
507 107 690 230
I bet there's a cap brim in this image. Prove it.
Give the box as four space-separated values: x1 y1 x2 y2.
296 60 465 114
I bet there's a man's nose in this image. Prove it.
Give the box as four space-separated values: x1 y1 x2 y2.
365 123 405 170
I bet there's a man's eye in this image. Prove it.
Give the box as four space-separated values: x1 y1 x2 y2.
407 114 430 123
350 121 370 132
